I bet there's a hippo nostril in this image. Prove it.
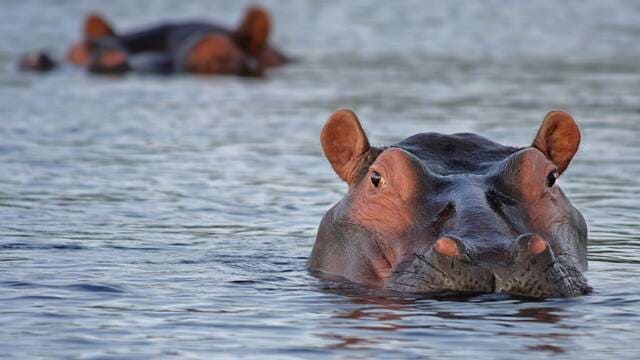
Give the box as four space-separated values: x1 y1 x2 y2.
515 233 549 256
434 237 460 257
527 235 548 255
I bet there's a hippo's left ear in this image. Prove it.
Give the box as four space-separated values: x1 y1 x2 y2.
84 13 116 39
234 6 271 56
321 109 372 185
531 111 581 175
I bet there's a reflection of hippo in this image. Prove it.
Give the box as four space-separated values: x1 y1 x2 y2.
310 109 590 298
21 6 290 77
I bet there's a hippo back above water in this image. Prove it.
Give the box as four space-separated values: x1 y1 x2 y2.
310 109 589 298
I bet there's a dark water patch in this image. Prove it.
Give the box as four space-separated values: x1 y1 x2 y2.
227 279 259 285
0 242 85 250
1 281 39 288
102 245 166 251
2 295 67 301
0 256 29 262
0 281 127 295
62 284 127 294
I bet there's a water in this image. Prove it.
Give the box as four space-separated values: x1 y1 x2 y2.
1 0 639 358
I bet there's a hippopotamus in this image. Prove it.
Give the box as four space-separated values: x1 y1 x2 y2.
310 109 590 298
18 51 57 72
20 6 290 76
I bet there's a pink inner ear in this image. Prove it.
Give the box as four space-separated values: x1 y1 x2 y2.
321 110 370 184
532 111 580 175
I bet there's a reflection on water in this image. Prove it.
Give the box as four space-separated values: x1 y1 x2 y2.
1 0 640 358
318 284 578 354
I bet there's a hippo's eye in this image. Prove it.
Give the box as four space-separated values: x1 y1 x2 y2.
546 170 558 188
370 171 386 188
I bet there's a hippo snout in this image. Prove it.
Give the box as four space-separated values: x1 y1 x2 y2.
389 233 590 298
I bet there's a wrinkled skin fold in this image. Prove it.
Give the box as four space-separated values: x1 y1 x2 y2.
310 109 590 298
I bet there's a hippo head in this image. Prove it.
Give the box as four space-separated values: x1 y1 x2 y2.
310 109 589 298
18 51 57 72
67 13 116 67
183 34 264 77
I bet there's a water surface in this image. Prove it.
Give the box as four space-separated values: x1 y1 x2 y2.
1 0 639 358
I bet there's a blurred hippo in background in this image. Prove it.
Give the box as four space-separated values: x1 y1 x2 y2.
310 109 590 298
20 6 290 77
18 51 57 72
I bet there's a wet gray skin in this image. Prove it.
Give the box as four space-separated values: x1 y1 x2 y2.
310 109 590 298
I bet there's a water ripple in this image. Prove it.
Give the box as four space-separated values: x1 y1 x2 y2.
1 0 640 358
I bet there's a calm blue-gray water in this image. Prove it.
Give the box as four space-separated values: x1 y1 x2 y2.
1 0 639 358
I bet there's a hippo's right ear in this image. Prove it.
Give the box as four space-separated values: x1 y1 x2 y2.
532 111 581 175
321 110 372 184
84 13 116 39
234 6 271 56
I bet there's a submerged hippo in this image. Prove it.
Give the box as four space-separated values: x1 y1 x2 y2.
20 6 290 76
310 109 590 298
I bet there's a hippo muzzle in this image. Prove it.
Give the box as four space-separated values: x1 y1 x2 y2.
390 234 590 298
